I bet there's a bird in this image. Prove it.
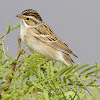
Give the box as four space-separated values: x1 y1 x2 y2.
16 9 78 66
16 9 92 95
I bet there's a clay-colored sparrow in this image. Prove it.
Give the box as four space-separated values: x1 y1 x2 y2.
16 9 77 66
16 9 92 95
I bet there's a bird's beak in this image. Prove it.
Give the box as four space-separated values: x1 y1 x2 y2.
16 14 23 19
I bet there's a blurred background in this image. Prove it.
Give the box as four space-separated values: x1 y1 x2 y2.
0 0 100 66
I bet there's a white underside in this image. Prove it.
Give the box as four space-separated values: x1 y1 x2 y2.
20 19 69 66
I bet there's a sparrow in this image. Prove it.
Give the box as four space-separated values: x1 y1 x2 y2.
16 9 78 66
16 10 92 95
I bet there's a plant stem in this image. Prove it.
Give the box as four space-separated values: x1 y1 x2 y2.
6 37 22 84
0 49 2 66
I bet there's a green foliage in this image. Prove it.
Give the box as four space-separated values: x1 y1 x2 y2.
0 24 100 100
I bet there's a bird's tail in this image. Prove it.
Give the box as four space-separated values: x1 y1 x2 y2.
63 53 74 66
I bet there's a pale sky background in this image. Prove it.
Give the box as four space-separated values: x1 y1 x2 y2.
0 0 100 66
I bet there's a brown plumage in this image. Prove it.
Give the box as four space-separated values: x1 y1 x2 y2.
17 9 78 66
22 9 42 21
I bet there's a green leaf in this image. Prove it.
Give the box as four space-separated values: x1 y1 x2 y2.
73 64 89 74
44 89 49 100
0 49 2 65
80 65 97 74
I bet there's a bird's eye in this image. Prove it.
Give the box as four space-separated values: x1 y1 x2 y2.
26 18 30 20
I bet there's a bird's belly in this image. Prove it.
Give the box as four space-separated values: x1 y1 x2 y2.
25 38 59 60
20 28 60 60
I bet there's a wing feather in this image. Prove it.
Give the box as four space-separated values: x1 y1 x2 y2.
28 24 77 57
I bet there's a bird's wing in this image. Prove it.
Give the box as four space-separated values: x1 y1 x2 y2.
28 24 77 57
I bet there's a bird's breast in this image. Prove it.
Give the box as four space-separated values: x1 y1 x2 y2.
20 27 27 41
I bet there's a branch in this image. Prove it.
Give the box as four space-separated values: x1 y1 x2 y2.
6 37 22 84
